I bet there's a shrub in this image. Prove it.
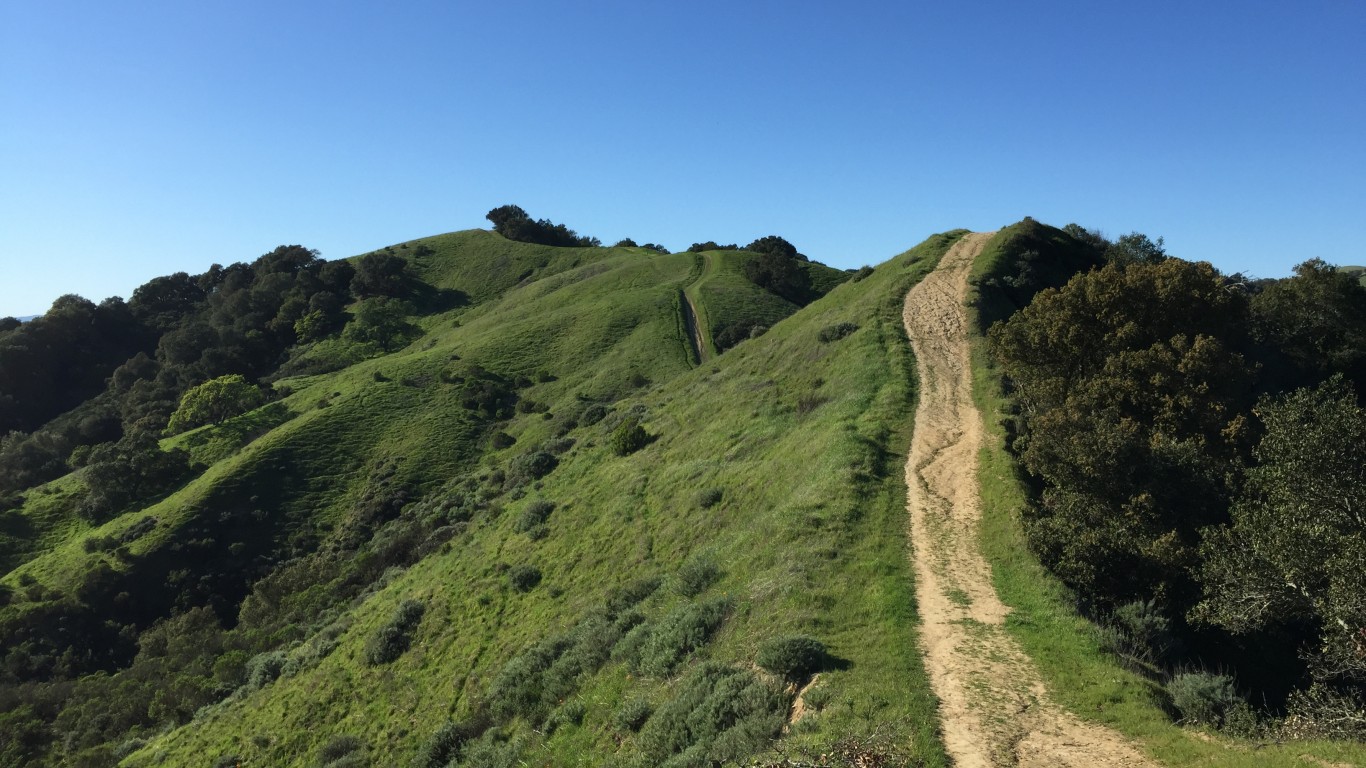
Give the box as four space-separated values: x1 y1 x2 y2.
633 597 731 677
515 500 555 533
490 431 516 449
543 699 586 735
817 322 859 343
614 698 653 732
610 418 650 456
415 718 487 768
580 403 608 426
696 488 723 509
512 451 558 480
673 554 721 597
244 651 288 690
635 662 786 766
509 564 542 592
212 756 242 768
1167 671 1240 726
605 576 662 614
851 265 875 281
318 735 363 766
756 635 827 680
364 599 426 665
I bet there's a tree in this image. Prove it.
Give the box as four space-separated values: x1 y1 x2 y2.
1251 258 1366 389
1196 376 1366 687
350 252 412 298
1103 232 1167 266
343 298 419 352
165 374 263 434
745 235 805 262
742 250 810 304
485 204 601 247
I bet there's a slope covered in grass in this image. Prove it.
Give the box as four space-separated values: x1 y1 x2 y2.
110 231 963 767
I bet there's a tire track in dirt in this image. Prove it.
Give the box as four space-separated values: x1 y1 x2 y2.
902 232 1158 767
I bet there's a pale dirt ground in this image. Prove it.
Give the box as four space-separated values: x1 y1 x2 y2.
901 232 1159 767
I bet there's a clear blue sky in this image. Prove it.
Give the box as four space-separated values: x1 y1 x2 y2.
3 0 1363 317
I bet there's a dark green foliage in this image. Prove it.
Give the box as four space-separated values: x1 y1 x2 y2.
696 488 723 509
245 651 288 690
604 576 662 614
490 431 516 449
510 451 558 482
642 243 670 253
1195 377 1366 689
1099 599 1176 669
486 205 600 247
542 699 586 735
350 252 413 298
672 554 721 597
212 755 242 768
745 235 803 262
743 249 811 305
364 599 426 665
515 500 555 533
165 373 264 434
1166 671 1240 727
77 432 192 522
817 322 858 343
614 238 638 247
318 735 364 766
579 403 607 426
444 364 519 419
614 698 653 732
1250 258 1366 389
756 635 828 680
343 297 420 352
610 417 649 456
414 718 488 768
850 265 875 281
630 597 731 678
687 241 738 252
635 662 786 766
508 565 542 593
1104 232 1168 266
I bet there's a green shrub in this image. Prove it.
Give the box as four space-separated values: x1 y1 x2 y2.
364 599 426 665
756 635 827 680
851 265 874 282
605 576 662 614
490 431 516 449
543 699 586 735
636 662 786 766
580 403 608 426
696 488 723 509
614 698 653 732
515 500 555 533
509 564 542 592
244 651 287 690
414 718 487 768
633 597 731 677
1167 671 1240 726
318 735 363 766
610 418 650 456
673 554 721 597
817 322 859 343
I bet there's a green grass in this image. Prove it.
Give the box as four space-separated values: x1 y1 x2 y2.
111 231 965 767
966 229 1366 768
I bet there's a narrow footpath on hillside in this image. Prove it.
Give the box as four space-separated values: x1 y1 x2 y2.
901 233 1158 768
680 253 715 365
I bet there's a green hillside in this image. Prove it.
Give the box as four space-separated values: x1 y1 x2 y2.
0 228 951 767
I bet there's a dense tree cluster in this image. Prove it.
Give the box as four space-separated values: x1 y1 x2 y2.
987 224 1366 735
486 205 601 247
741 236 812 304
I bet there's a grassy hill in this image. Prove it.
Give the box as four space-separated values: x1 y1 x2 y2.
0 230 955 767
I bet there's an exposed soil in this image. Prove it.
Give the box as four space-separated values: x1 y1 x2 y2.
681 289 709 365
901 232 1158 767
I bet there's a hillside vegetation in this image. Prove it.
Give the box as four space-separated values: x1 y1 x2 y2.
0 215 948 767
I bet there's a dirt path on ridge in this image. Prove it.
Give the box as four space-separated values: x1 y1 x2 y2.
681 289 708 365
902 232 1158 767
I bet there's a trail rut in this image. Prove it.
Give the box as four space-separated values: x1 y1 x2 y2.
902 232 1157 767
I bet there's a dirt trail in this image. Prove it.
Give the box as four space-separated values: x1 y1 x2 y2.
681 289 709 365
902 232 1158 768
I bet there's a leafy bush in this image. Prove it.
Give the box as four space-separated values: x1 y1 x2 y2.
614 698 653 732
543 699 586 735
673 554 721 597
318 735 363 766
511 450 558 481
364 599 426 665
851 265 874 282
632 597 731 677
509 564 542 592
244 650 288 690
696 488 723 509
817 322 859 343
515 500 555 533
580 403 608 426
756 635 827 680
610 417 650 456
414 718 487 768
1167 671 1240 726
490 431 516 449
635 662 786 766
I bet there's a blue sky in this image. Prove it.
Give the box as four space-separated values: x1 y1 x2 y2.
2 0 1363 316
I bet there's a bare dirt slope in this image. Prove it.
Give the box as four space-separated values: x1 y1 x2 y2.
902 232 1158 767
